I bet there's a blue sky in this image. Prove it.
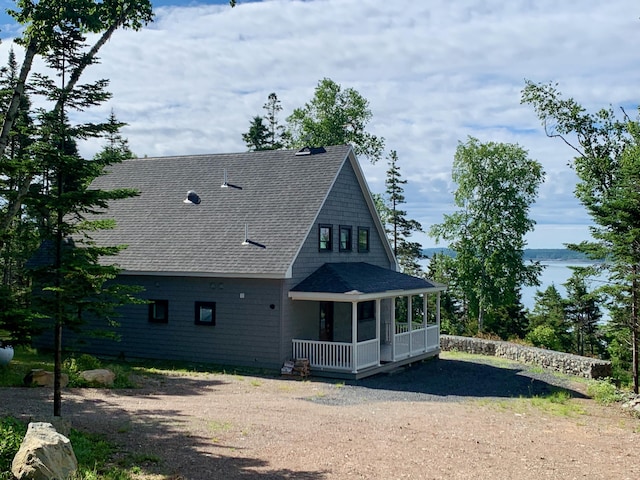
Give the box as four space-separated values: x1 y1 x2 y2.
1 0 639 249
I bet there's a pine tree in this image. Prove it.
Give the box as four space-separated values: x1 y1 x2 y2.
522 80 640 392
263 92 285 149
383 150 426 276
526 284 571 351
242 115 270 151
25 18 144 418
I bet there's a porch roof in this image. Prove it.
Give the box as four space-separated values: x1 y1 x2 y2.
288 262 446 301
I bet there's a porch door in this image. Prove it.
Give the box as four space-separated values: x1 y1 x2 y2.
319 301 334 341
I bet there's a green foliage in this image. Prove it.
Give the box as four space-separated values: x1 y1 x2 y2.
242 93 285 151
429 136 545 336
64 353 103 374
586 379 623 405
522 80 640 393
0 416 27 478
377 150 426 276
286 78 385 162
242 115 270 151
526 325 564 351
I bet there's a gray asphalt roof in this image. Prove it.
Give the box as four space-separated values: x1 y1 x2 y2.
88 145 353 276
291 262 442 295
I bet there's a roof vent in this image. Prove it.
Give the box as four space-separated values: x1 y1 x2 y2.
183 191 201 204
295 146 327 156
241 223 266 249
221 168 242 190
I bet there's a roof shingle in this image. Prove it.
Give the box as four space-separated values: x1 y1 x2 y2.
89 145 353 276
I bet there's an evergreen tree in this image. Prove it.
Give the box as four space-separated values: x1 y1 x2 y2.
564 268 603 356
0 48 38 346
522 80 640 392
382 150 426 276
242 115 270 151
13 5 152 417
263 92 285 149
526 284 571 351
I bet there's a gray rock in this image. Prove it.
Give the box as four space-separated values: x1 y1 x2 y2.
79 368 116 386
24 369 69 388
11 422 78 480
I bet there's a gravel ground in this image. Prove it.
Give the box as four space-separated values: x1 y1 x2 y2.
2 352 639 480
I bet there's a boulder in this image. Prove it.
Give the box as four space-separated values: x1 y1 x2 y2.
24 369 69 388
11 422 78 480
79 368 116 386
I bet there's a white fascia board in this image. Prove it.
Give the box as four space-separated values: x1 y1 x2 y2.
288 286 447 302
120 270 287 279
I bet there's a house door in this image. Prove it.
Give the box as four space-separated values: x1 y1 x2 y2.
319 301 334 341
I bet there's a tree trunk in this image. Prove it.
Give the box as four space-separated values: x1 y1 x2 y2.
632 273 639 394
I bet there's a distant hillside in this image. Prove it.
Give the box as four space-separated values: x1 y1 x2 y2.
422 248 593 262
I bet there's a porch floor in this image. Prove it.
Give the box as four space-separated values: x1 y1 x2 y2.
307 348 441 380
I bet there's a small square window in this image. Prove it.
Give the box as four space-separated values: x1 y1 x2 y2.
358 227 370 252
339 225 352 252
319 224 333 251
195 301 216 326
148 299 168 323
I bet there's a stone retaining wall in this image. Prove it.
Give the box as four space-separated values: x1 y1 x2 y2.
440 334 612 379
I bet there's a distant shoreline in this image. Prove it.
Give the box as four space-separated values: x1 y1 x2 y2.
422 248 597 263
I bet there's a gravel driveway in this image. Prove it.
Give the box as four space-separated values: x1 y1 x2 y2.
2 353 638 480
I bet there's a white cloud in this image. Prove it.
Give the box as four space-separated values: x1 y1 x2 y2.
1 0 638 248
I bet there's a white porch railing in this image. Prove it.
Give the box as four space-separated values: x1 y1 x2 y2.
392 324 440 361
292 338 380 372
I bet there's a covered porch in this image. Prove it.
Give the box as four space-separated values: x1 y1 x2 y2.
288 262 446 379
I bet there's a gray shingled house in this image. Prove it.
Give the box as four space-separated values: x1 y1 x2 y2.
84 144 445 378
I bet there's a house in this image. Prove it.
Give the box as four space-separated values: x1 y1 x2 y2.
84 144 446 379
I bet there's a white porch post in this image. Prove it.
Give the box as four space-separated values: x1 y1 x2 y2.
437 292 441 327
407 295 412 332
424 293 428 348
375 299 381 366
391 297 396 360
351 301 358 373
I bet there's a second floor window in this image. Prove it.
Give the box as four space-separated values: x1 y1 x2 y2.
358 227 370 253
339 225 352 251
319 224 332 251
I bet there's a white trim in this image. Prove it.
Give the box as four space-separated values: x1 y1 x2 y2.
288 285 446 302
119 270 287 279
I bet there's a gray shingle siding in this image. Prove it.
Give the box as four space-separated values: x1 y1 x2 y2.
290 155 392 283
83 275 285 368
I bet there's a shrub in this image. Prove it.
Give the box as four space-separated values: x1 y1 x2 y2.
587 379 623 405
0 417 26 479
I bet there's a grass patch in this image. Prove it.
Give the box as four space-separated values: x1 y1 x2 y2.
0 417 139 480
479 389 586 417
208 420 233 433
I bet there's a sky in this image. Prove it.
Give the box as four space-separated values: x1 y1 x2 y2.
0 0 638 249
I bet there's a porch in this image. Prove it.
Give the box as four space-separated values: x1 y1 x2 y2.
289 263 446 379
292 324 440 379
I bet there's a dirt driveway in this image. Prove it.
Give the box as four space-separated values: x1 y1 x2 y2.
2 353 639 479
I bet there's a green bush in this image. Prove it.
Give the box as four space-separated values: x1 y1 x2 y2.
525 325 563 351
64 354 102 375
587 379 623 405
0 417 26 479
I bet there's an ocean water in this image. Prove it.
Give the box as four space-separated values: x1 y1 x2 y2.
521 262 599 311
